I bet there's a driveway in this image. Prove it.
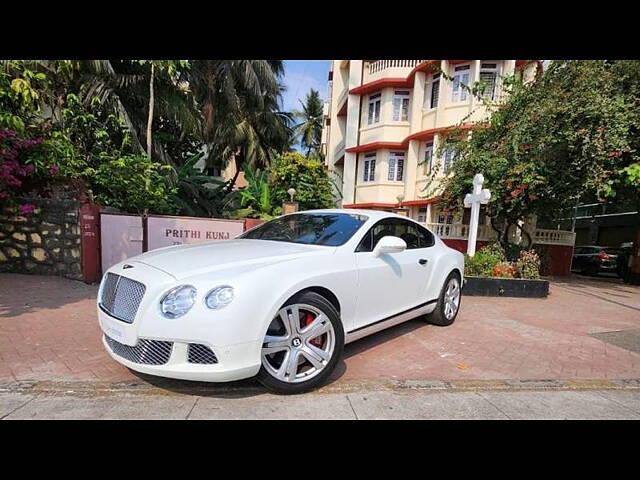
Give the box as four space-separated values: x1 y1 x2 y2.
0 273 639 386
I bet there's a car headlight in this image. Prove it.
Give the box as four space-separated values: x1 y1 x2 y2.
160 285 197 318
205 286 234 310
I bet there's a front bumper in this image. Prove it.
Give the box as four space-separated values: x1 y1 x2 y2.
102 332 262 382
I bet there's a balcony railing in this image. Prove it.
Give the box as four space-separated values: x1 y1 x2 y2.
531 228 576 246
423 223 575 246
424 223 497 241
368 60 425 75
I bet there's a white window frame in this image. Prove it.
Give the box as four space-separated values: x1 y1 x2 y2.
367 93 381 125
443 143 458 173
387 151 405 182
417 207 428 223
451 64 471 103
424 74 440 109
479 62 500 100
392 90 410 122
363 153 376 182
422 142 434 176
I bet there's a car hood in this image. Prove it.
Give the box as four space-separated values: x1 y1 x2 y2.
128 239 334 280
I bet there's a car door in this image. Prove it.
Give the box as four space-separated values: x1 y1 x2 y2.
353 218 436 330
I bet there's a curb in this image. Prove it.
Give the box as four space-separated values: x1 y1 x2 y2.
1 378 640 397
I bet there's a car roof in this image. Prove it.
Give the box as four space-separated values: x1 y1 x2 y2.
302 208 404 221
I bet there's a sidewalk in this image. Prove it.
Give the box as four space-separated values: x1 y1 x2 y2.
2 381 639 419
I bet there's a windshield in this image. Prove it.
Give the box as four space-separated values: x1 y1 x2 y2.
239 213 368 246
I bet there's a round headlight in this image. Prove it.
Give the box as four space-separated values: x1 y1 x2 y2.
205 286 234 310
160 285 197 318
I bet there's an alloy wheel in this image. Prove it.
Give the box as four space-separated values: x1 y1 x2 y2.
261 303 336 384
443 278 460 320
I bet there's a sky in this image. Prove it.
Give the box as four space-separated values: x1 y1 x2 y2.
282 60 330 152
282 60 330 112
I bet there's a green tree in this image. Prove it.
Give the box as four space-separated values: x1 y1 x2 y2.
224 165 279 220
293 89 324 157
268 152 335 211
184 60 293 188
439 60 640 248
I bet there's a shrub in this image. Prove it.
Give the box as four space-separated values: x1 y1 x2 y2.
464 242 506 277
515 249 541 279
268 152 335 210
86 154 177 214
492 262 516 278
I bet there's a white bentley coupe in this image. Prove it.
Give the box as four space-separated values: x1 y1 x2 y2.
98 209 464 394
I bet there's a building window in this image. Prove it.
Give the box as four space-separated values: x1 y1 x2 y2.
417 207 428 223
363 153 376 182
424 74 440 109
479 62 499 100
451 64 471 102
387 151 405 181
392 90 410 121
367 93 381 125
422 142 433 175
443 143 458 173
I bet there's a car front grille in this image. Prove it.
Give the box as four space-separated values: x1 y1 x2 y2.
187 343 218 364
104 334 173 365
100 273 146 323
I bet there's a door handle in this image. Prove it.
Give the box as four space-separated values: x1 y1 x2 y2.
419 258 428 265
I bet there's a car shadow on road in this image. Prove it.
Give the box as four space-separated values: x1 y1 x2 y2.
126 317 431 399
0 273 98 318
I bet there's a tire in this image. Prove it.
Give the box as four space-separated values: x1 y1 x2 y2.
583 264 599 276
256 291 344 394
426 271 461 327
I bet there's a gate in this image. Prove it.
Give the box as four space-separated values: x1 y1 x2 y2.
99 212 247 274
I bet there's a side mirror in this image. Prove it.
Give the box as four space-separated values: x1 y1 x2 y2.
373 236 407 258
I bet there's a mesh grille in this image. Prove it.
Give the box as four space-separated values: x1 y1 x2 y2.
104 334 173 365
100 273 146 324
188 343 218 364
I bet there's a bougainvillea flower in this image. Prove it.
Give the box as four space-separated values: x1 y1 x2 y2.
18 204 36 215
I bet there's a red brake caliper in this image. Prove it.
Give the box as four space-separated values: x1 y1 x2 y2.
304 313 323 347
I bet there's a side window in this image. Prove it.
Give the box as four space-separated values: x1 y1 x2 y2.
356 219 434 252
416 224 435 248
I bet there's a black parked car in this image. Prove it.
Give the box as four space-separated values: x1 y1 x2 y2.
572 246 622 276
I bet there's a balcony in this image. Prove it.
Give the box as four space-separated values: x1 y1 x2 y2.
364 60 425 84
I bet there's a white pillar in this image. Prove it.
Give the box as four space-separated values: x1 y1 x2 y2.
404 140 420 201
342 60 363 205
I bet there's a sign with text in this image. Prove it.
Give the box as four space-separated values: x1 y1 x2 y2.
147 216 245 251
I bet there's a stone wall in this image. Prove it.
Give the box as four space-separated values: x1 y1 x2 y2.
0 197 82 280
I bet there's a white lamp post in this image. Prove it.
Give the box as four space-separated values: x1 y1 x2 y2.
464 173 491 257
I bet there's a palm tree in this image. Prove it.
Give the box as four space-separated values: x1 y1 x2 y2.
183 61 293 189
293 89 324 157
17 60 201 164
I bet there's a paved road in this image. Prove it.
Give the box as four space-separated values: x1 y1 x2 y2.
1 273 640 384
2 380 639 420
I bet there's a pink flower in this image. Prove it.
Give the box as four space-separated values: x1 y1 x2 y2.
0 192 9 199
18 204 36 215
49 165 60 176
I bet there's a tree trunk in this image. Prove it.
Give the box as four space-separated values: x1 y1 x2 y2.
226 151 243 193
146 62 155 161
515 222 533 249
